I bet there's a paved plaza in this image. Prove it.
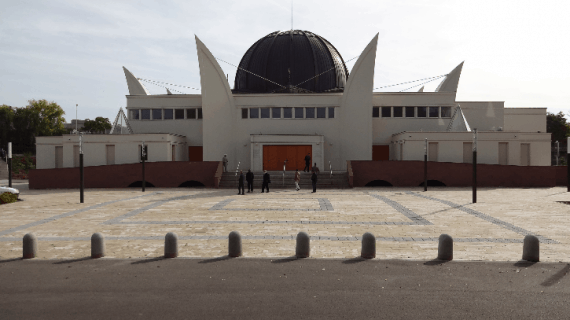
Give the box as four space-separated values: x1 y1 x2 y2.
1 182 570 262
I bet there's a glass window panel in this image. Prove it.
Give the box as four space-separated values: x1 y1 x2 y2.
175 109 184 119
429 106 439 117
272 107 281 118
261 108 270 118
405 107 415 117
372 107 379 118
381 107 391 117
294 107 304 118
187 108 196 119
131 110 140 120
441 107 452 118
417 107 427 117
164 109 173 119
328 107 335 118
250 108 259 118
305 107 315 118
242 108 248 119
141 109 150 120
152 109 162 120
197 108 202 119
317 107 326 118
393 107 403 117
283 107 292 118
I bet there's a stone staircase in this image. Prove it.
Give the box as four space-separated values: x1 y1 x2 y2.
218 171 350 189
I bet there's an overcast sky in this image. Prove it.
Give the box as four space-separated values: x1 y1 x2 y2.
1 0 569 123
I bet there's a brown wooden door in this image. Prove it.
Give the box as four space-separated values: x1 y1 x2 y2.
188 146 203 162
263 145 311 171
372 145 389 161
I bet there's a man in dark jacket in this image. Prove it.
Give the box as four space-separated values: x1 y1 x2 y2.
246 169 254 193
238 170 245 195
311 169 318 193
303 153 311 172
262 170 271 193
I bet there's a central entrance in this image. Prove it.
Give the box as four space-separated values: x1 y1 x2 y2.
263 145 312 171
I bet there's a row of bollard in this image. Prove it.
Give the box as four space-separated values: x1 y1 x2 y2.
20 232 541 262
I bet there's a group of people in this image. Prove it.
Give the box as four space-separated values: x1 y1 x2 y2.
237 169 271 195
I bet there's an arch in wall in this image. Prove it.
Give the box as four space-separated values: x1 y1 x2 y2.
178 180 206 188
365 180 393 187
128 181 156 188
418 180 446 187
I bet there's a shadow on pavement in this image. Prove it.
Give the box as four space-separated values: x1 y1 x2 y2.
53 257 92 264
131 256 167 265
423 259 450 266
513 260 538 268
342 257 367 264
198 255 234 264
0 257 22 263
271 256 300 264
540 264 570 287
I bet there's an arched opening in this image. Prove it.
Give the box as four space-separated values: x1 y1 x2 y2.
365 180 393 187
128 181 155 188
178 180 206 188
418 180 446 187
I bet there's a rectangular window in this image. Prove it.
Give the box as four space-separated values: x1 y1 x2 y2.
381 107 391 117
328 107 335 118
417 107 427 117
141 109 150 120
187 108 196 119
250 108 259 118
175 109 184 119
317 107 326 118
164 109 173 120
393 107 403 117
372 107 379 118
261 108 270 118
242 108 248 119
197 108 202 119
283 107 292 118
429 107 439 118
441 106 452 118
294 107 304 118
152 109 162 120
306 107 315 118
405 107 414 117
131 109 140 120
272 107 281 118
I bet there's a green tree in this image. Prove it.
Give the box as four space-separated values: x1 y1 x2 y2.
0 105 15 150
26 99 66 137
547 111 570 144
82 117 112 133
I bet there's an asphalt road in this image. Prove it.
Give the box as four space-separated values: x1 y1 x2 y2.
1 257 569 319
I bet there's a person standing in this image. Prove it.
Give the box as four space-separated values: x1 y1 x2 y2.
262 170 271 193
246 169 254 193
311 169 318 193
294 169 301 191
222 154 228 172
303 153 311 172
238 170 245 195
313 163 320 174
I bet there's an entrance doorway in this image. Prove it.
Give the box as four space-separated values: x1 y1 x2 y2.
263 145 312 171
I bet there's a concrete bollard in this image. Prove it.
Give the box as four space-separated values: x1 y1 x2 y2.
228 231 242 257
437 234 453 261
522 235 539 262
164 232 178 258
23 233 37 259
296 232 310 258
91 233 105 259
361 232 376 259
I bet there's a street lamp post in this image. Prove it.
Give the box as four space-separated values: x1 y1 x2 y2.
567 137 570 192
424 138 427 192
141 141 146 192
473 129 478 203
7 142 12 188
556 140 559 166
79 134 84 203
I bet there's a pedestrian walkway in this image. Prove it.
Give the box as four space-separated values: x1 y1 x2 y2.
1 186 570 262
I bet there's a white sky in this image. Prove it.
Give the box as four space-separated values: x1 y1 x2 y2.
1 0 569 122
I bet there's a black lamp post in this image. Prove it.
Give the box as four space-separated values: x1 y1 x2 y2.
79 134 84 203
472 129 477 203
7 142 12 188
424 138 427 192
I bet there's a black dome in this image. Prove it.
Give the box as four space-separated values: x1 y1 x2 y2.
234 30 348 93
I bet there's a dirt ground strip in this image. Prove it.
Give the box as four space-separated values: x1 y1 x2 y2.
1 184 570 261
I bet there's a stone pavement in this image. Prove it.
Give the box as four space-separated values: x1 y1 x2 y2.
1 185 570 262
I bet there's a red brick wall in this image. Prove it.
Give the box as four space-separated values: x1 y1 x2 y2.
352 161 557 188
555 166 568 186
29 161 220 189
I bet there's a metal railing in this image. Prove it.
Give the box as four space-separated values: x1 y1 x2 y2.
235 161 240 186
329 161 333 178
282 160 288 186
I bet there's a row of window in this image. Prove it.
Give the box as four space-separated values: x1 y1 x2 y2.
130 108 203 120
242 107 335 119
373 106 452 118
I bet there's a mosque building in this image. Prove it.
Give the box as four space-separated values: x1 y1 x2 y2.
35 30 550 171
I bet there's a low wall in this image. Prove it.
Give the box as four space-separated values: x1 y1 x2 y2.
352 161 557 188
29 161 220 189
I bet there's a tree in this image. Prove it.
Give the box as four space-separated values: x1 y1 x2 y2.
0 105 15 150
82 117 112 133
26 99 66 137
546 111 570 144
